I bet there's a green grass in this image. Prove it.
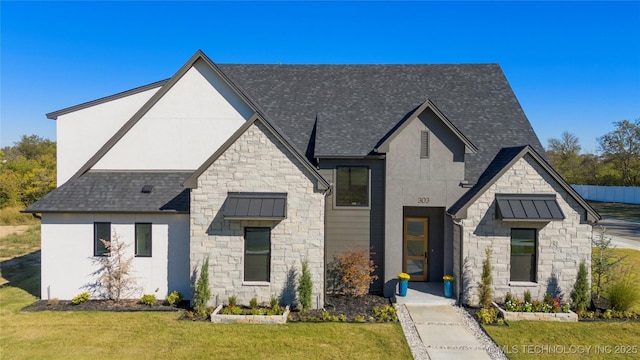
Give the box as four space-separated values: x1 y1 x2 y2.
0 206 40 225
0 225 41 260
0 287 412 360
588 201 640 221
485 321 640 360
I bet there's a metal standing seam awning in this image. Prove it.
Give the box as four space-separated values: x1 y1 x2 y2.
495 194 565 221
223 192 287 220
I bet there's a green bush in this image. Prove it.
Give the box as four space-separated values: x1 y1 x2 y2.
71 292 90 305
140 294 157 306
166 291 182 306
372 305 398 322
298 259 313 312
270 294 278 308
228 295 237 307
476 307 499 325
523 290 532 304
249 297 258 309
607 277 640 312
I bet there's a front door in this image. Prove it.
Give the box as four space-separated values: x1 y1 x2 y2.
403 217 428 281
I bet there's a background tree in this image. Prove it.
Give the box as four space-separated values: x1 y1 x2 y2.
598 119 640 186
0 134 56 208
547 131 582 184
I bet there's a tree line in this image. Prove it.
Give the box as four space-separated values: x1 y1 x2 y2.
547 119 640 186
0 135 56 208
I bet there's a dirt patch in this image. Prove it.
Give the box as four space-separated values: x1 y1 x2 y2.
0 225 32 239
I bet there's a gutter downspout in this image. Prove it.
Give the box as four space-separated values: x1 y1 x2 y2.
452 218 464 306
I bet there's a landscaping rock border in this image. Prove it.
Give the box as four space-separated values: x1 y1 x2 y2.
492 301 578 322
210 304 290 324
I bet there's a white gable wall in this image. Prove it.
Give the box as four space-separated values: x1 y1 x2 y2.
40 213 190 300
56 87 161 185
94 59 253 171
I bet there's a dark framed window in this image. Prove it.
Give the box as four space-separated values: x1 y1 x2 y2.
510 229 537 282
94 222 111 256
336 167 369 207
244 228 271 282
135 223 152 257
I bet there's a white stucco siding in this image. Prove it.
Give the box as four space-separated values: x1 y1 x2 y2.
56 87 161 185
94 59 254 171
40 213 189 300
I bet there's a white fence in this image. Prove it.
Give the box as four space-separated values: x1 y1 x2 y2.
571 185 640 205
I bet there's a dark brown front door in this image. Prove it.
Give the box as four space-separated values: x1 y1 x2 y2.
403 217 428 281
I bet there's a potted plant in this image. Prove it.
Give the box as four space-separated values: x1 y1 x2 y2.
443 275 454 298
398 273 410 296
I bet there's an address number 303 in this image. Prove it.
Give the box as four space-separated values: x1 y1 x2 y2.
418 197 430 204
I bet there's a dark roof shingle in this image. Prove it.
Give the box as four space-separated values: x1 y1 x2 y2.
24 171 191 213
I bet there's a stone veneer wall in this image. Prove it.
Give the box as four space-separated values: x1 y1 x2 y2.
190 122 325 308
459 154 592 305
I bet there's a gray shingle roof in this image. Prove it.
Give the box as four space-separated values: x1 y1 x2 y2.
218 63 545 182
24 171 191 213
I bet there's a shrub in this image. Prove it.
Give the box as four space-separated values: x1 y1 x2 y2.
592 227 626 297
71 292 90 305
228 295 237 307
570 260 590 312
193 256 211 317
607 269 640 312
166 291 182 306
523 290 532 304
270 294 278 308
140 294 156 306
477 247 493 308
298 258 313 312
334 247 378 298
476 307 499 325
372 305 398 322
87 232 136 302
249 297 258 309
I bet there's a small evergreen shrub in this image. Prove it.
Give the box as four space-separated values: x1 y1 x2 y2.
270 294 278 308
140 294 157 306
477 247 493 308
71 292 90 305
523 290 532 304
166 291 183 306
193 256 211 317
298 258 313 312
570 260 590 311
249 297 258 309
228 295 237 307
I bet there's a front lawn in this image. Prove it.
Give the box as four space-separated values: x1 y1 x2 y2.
484 321 640 360
0 286 412 359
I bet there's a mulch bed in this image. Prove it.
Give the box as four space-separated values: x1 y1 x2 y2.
22 299 186 312
22 294 391 322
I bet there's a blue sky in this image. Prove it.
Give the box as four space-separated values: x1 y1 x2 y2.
1 1 639 154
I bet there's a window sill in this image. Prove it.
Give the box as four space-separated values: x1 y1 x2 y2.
509 281 537 287
242 281 270 287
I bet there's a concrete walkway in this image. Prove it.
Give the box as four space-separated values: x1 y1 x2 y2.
396 283 497 360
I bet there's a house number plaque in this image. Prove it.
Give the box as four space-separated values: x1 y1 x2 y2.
418 197 430 204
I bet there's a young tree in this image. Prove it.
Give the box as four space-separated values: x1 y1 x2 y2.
335 247 378 298
193 256 211 317
598 118 640 186
592 227 626 298
88 232 136 302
